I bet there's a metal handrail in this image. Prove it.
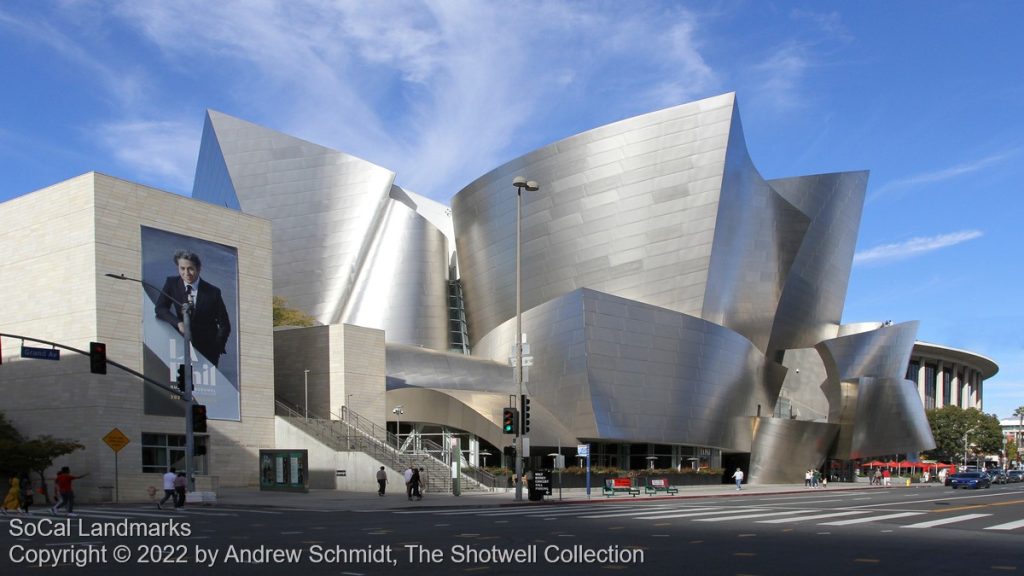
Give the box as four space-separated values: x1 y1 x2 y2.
274 399 493 492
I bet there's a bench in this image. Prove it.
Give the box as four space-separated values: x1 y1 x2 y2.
602 477 640 497
645 478 679 495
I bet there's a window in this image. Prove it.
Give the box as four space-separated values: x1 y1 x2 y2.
906 360 920 383
924 364 937 410
942 367 952 406
142 433 208 474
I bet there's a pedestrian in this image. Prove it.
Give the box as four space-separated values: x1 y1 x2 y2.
732 467 744 490
376 466 387 496
873 468 882 486
173 471 187 510
882 469 891 487
401 461 413 498
410 467 423 500
821 472 828 489
805 469 812 488
158 467 177 510
51 466 87 516
417 467 426 498
2 476 22 514
20 472 34 513
812 469 820 488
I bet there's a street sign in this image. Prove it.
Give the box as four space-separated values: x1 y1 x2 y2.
21 346 60 361
533 470 552 495
577 444 590 457
102 428 130 453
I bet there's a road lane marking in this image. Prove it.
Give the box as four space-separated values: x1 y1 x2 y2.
901 513 991 528
984 518 1024 530
819 512 924 526
627 509 768 521
578 507 717 519
757 510 872 524
695 510 814 522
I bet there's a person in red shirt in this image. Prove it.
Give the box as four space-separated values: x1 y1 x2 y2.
51 466 88 516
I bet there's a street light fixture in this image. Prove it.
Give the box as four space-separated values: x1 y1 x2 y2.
303 369 310 420
392 405 405 450
512 176 539 502
963 426 977 467
105 272 197 490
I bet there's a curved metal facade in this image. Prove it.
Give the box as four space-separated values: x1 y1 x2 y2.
192 111 450 350
193 93 959 482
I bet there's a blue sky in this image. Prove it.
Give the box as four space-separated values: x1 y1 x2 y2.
2 1 1021 419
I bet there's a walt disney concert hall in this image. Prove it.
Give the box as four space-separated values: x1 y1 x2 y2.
192 92 937 483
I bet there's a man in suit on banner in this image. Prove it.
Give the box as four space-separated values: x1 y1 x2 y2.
155 249 231 367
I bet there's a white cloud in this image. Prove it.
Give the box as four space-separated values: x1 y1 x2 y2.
870 151 1016 201
854 230 983 266
749 42 810 111
96 120 199 194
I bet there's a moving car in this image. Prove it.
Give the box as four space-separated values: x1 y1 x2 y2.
948 471 991 489
1007 470 1023 483
988 469 1008 484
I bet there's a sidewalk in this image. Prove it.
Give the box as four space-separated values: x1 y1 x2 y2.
211 480 900 512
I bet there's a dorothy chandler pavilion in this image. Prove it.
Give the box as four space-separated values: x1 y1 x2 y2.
1 92 997 497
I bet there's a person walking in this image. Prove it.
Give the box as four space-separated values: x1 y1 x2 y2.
2 476 23 515
173 471 187 510
51 466 87 516
732 467 744 490
158 467 177 509
403 466 414 500
376 466 388 496
805 469 812 488
410 467 423 500
19 473 34 513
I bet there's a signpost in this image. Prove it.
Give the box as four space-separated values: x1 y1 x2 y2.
21 346 60 361
577 444 591 497
103 428 131 503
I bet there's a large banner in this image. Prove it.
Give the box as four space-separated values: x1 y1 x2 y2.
141 226 240 421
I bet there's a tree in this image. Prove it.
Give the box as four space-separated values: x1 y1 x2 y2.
1014 405 1024 451
1007 439 1019 467
0 412 84 503
925 406 1002 464
273 296 318 327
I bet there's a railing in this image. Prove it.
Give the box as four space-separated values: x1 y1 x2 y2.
274 399 493 493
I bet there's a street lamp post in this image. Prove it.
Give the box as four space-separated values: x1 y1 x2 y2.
303 369 310 420
105 273 196 490
963 426 977 468
512 176 539 502
392 405 404 450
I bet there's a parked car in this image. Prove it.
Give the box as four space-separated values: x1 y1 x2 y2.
988 469 1008 484
948 471 992 489
1007 470 1023 483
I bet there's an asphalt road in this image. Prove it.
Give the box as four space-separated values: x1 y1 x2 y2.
2 483 1022 575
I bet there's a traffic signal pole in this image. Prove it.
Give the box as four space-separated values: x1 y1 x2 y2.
105 273 197 491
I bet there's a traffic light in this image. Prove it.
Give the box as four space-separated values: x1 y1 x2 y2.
502 407 519 434
192 404 207 433
520 394 531 435
176 365 186 392
89 342 107 374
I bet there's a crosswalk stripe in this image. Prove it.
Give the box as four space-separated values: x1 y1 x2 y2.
628 508 768 521
694 509 815 522
567 507 712 519
756 510 873 524
818 512 924 526
901 513 991 529
983 518 1024 531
